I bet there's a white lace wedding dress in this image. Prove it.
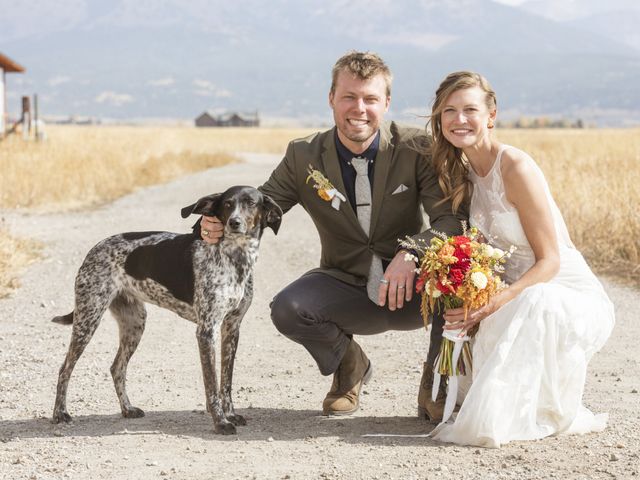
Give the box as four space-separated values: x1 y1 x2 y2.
431 145 615 448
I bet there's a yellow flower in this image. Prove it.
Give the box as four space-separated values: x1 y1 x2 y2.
317 189 331 201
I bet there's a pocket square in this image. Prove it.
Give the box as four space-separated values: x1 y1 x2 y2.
392 184 409 195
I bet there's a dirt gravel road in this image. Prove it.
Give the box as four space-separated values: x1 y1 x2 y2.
1 154 638 480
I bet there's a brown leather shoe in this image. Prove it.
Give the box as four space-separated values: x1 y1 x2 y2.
322 339 372 416
417 362 446 423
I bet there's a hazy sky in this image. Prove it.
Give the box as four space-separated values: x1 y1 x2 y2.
2 0 639 43
494 0 526 5
2 0 640 42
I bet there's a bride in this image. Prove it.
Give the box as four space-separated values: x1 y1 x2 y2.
426 71 615 447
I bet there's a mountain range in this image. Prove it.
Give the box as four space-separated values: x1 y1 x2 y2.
1 0 639 126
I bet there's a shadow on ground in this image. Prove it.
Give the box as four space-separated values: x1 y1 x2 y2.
0 407 443 447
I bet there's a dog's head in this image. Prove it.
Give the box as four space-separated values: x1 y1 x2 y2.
181 186 282 237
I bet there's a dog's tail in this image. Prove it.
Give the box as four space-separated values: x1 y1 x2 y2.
52 311 74 325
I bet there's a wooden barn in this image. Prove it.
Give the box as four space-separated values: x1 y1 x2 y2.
195 111 260 127
0 52 26 137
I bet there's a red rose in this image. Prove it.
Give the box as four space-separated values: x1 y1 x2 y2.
452 235 470 246
451 236 471 258
436 280 450 294
453 251 471 274
453 246 470 261
452 236 473 257
415 276 425 294
449 267 465 288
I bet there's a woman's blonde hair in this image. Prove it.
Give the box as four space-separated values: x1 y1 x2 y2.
429 71 497 213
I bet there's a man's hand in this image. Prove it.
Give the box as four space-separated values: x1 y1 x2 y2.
200 215 224 244
377 250 417 311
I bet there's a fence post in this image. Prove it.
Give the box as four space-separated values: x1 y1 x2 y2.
33 94 39 141
21 95 30 140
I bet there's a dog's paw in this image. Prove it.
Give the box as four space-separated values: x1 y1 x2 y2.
52 411 72 424
227 414 246 426
123 407 145 419
214 421 237 435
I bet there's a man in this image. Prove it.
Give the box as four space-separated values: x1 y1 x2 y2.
201 51 467 419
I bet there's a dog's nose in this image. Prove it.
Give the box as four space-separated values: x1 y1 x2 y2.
228 217 242 231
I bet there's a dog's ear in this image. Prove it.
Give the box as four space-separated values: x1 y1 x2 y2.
261 194 283 235
181 193 222 218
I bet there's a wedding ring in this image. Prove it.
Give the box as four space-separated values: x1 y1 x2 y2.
397 285 405 289
202 230 210 237
379 279 389 284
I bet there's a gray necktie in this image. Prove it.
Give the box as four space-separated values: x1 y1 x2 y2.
352 157 384 304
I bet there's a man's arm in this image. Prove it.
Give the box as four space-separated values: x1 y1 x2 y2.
378 152 467 309
414 153 468 243
257 141 300 214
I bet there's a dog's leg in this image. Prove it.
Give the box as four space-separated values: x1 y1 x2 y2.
109 293 147 419
53 292 113 424
220 284 252 426
196 321 235 435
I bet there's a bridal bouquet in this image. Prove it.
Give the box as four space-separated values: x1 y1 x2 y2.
400 224 514 422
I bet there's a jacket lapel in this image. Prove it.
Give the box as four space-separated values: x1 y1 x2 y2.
320 130 363 234
370 123 393 235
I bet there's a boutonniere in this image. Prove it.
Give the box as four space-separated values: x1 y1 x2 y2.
306 164 346 211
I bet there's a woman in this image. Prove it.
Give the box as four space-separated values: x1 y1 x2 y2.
427 71 615 447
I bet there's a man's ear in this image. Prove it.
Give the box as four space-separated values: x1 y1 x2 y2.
261 194 283 235
181 193 222 218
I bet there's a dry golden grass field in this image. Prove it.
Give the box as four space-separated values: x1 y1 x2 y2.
0 125 638 296
0 125 315 297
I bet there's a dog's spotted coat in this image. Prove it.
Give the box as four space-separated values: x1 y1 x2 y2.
52 186 282 434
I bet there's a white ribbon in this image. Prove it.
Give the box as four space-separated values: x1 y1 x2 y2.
326 188 346 211
431 328 470 427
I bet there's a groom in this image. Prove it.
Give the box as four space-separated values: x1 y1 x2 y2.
200 51 467 419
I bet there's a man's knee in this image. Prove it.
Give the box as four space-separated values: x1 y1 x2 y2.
270 290 302 337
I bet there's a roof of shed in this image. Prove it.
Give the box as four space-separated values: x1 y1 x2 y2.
204 111 258 120
0 52 25 73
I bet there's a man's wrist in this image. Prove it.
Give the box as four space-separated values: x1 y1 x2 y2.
395 247 419 266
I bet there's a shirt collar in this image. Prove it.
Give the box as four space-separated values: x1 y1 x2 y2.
334 129 380 164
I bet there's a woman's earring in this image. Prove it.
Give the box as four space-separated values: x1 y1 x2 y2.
488 120 494 129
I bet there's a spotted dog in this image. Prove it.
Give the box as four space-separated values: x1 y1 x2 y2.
52 186 282 435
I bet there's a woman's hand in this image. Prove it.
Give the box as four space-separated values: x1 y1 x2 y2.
443 305 488 335
443 290 510 335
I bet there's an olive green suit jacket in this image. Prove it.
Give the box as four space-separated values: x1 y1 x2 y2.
260 121 468 286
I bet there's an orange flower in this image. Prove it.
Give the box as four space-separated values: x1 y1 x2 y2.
438 244 457 264
317 189 331 201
